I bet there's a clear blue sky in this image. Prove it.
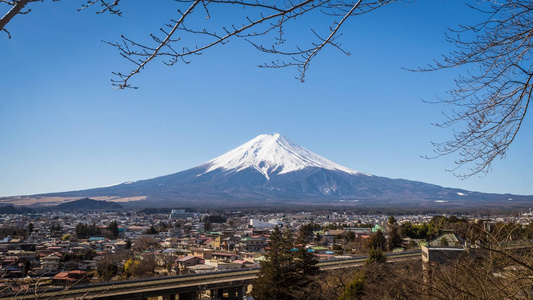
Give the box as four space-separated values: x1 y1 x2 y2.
1 0 532 197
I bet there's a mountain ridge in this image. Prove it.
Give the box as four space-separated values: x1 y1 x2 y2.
200 133 361 179
3 133 532 209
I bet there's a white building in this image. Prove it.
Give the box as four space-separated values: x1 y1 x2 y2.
249 219 282 228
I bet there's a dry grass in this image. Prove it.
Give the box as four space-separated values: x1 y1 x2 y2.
0 196 146 206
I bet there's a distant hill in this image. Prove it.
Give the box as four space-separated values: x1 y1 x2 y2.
0 205 34 214
51 198 123 211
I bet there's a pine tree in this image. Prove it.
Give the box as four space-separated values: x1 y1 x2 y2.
387 224 402 251
107 220 119 239
367 230 386 251
338 270 366 300
292 228 321 300
252 226 295 300
365 248 387 266
252 226 320 300
294 229 319 278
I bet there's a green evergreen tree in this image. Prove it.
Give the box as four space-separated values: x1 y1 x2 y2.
367 230 386 251
365 248 387 266
22 261 31 277
75 222 101 238
252 226 295 300
107 220 119 239
387 224 403 251
252 226 319 300
143 225 159 235
298 223 315 243
338 270 366 300
295 228 320 278
346 231 356 242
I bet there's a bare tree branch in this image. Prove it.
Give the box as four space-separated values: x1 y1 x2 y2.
417 0 533 178
298 0 362 82
1 0 122 39
78 0 122 16
5 0 530 178
0 0 32 36
104 0 401 88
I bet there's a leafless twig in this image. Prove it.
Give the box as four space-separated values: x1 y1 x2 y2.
417 0 533 178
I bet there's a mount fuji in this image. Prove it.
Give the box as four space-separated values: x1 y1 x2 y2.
15 133 533 208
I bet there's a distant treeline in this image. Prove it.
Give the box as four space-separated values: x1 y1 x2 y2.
0 202 522 216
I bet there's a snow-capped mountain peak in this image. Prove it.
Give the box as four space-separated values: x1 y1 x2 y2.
201 133 360 179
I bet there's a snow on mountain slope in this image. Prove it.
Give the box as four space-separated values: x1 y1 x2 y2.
30 133 533 208
201 133 361 179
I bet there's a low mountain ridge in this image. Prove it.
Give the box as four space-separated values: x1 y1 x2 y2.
0 205 35 214
51 198 123 211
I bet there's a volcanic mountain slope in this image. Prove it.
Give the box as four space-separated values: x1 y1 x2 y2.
33 134 533 208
